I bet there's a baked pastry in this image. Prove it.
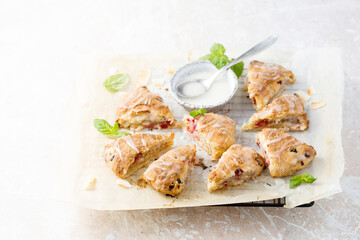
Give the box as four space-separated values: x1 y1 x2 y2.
103 132 174 179
246 61 296 110
256 128 316 177
182 113 235 160
116 86 178 131
141 144 196 196
242 94 309 131
208 144 265 192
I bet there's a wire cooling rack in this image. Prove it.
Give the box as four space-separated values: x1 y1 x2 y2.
217 197 314 207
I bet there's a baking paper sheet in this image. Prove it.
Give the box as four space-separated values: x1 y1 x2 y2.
54 49 344 209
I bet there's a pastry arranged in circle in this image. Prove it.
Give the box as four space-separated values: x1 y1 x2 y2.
245 61 296 111
142 144 197 196
103 132 174 179
208 144 265 192
241 94 309 131
116 85 178 131
256 128 316 177
182 113 235 160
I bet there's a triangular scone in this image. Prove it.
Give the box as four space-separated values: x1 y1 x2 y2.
246 61 296 110
116 86 178 131
182 113 235 160
208 144 265 192
242 94 309 131
256 128 316 177
103 132 174 179
142 144 196 196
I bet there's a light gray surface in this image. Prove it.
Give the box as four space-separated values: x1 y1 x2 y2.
0 0 359 239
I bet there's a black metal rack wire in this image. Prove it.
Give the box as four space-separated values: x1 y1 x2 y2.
218 197 314 207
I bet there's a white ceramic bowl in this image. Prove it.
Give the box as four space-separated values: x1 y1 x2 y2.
169 61 238 112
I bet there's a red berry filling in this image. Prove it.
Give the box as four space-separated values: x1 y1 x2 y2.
235 168 243 176
255 119 269 128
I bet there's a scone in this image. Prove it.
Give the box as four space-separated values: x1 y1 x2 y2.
116 85 178 131
242 94 309 131
246 61 296 110
256 128 316 177
103 132 174 179
182 113 235 160
141 144 196 196
208 144 265 192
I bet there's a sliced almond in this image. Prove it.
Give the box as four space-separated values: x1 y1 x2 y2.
167 69 175 74
295 91 310 102
116 178 132 188
187 50 192 61
307 87 317 95
136 69 151 86
84 177 97 190
310 101 326 110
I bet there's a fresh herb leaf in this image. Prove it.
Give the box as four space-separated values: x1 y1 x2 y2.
230 59 244 78
94 119 118 135
103 73 129 92
302 174 317 183
210 43 226 56
189 108 207 117
290 174 317 188
112 131 132 138
199 43 244 78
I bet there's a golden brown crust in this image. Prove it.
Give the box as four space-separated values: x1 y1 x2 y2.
182 113 235 160
207 144 265 192
256 128 316 177
141 144 196 196
116 86 177 131
247 61 296 110
242 94 309 131
103 132 174 179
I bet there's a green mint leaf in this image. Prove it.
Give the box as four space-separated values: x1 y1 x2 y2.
112 131 131 138
112 122 119 134
103 73 129 92
289 175 303 188
212 55 229 69
189 110 199 117
199 53 215 61
230 60 244 78
198 108 207 115
94 119 115 135
302 174 317 183
210 43 226 56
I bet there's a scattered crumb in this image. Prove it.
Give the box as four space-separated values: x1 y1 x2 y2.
136 179 147 188
310 101 326 110
194 195 200 198
116 178 132 188
136 69 151 86
165 88 169 91
295 91 310 102
187 50 192 61
167 69 175 74
194 158 208 170
307 87 317 95
266 183 271 186
166 194 176 198
84 177 97 190
154 83 163 87
225 109 231 114
246 95 249 98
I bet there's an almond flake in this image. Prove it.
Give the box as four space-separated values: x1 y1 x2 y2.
307 87 317 95
116 178 132 188
310 101 326 110
84 177 97 190
167 69 175 74
295 91 310 102
187 50 192 61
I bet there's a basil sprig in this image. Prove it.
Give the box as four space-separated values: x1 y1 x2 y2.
290 174 317 188
103 73 129 92
189 108 207 117
93 119 131 138
199 43 244 78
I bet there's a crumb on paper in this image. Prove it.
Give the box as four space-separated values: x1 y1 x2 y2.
84 177 97 190
194 158 208 170
116 178 132 188
307 87 317 95
310 101 326 110
154 83 163 87
136 69 151 86
165 88 169 91
136 179 147 188
187 50 192 61
295 91 310 102
168 69 175 74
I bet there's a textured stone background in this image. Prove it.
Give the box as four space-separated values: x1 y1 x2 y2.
0 0 359 239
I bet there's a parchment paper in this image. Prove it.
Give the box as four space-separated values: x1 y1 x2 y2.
54 49 344 209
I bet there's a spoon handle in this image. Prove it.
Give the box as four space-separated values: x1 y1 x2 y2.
223 34 278 71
